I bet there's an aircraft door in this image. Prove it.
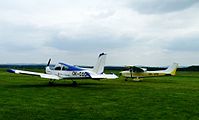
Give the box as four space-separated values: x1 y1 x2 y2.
59 65 69 77
54 65 62 76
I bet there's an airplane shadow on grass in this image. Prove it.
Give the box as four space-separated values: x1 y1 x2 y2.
6 82 111 89
123 78 176 84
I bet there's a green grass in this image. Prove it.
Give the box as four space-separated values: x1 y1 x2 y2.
0 68 199 120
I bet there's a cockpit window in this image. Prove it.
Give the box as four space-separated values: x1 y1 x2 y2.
62 66 69 71
54 66 62 70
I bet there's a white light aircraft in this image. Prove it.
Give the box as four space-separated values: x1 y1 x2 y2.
8 53 118 86
120 63 178 81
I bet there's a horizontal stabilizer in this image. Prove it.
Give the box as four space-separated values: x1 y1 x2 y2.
89 73 118 79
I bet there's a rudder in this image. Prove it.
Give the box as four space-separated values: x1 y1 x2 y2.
165 63 178 75
93 53 107 74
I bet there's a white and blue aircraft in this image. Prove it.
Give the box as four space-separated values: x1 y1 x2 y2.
8 53 118 85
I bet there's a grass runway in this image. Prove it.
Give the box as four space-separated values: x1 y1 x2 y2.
0 69 199 120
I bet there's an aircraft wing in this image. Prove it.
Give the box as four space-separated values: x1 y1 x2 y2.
126 66 145 72
7 69 61 80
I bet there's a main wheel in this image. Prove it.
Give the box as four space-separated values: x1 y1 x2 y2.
72 81 77 87
48 79 55 85
48 81 54 85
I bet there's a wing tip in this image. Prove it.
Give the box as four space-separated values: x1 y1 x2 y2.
7 69 15 73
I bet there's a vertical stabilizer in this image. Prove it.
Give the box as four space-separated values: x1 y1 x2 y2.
164 63 178 75
93 53 107 74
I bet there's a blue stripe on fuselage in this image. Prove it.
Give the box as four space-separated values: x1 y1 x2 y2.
59 62 83 71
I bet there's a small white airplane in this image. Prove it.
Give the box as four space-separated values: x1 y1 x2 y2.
120 63 178 81
7 53 118 86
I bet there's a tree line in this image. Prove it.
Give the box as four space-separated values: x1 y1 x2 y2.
0 65 199 71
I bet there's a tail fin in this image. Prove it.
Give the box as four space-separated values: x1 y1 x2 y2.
164 63 178 75
93 53 107 74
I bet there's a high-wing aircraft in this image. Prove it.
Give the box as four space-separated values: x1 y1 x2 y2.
7 53 118 85
120 63 178 81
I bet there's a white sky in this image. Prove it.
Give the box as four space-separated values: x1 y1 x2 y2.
0 0 199 66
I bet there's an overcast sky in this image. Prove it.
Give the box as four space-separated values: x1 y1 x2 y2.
0 0 199 66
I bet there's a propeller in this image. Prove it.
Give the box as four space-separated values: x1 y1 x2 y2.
47 59 51 67
45 59 51 73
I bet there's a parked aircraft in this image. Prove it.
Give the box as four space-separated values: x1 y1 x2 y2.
120 63 178 81
7 53 118 85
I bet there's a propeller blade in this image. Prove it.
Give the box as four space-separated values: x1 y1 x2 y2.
47 59 51 66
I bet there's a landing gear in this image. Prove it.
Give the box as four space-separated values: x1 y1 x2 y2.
48 79 78 86
72 81 77 87
48 79 55 85
133 77 142 82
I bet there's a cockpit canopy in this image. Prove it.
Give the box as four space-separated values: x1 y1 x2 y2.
52 62 83 71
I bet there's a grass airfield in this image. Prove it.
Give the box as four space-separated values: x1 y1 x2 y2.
0 69 199 120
